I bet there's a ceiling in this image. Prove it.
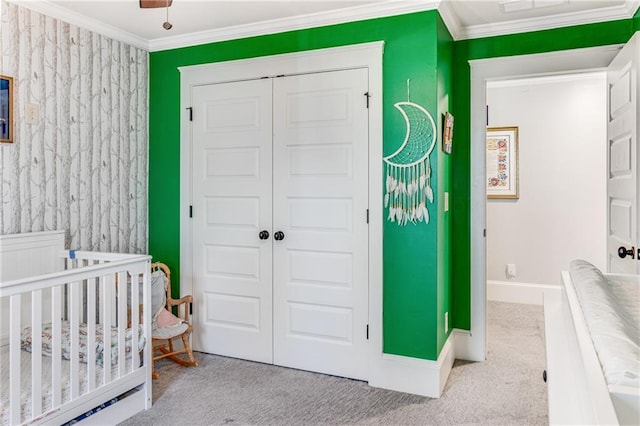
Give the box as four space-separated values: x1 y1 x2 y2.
8 0 640 51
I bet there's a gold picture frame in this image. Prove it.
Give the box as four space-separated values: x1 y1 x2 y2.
0 75 14 143
486 126 518 199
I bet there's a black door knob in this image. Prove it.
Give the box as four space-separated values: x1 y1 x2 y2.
259 230 270 240
618 246 635 259
274 231 285 241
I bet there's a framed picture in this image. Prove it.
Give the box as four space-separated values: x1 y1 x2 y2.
442 112 454 154
0 75 14 143
486 126 518 199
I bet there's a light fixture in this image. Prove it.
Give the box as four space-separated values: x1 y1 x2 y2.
163 0 172 30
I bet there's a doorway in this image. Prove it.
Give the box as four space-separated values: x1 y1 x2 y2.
485 72 608 300
465 44 624 361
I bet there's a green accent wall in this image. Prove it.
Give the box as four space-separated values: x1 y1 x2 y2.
450 21 639 330
436 14 453 353
149 4 637 360
149 11 454 361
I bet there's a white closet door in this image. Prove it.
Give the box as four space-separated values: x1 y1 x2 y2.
272 68 370 380
607 33 639 274
191 79 273 363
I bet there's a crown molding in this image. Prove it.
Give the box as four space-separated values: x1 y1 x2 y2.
459 0 640 40
6 0 638 51
6 0 441 52
437 0 463 40
6 0 149 50
148 1 440 52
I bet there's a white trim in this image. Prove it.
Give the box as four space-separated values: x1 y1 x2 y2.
460 0 640 40
486 70 606 88
437 0 464 41
178 42 383 78
452 329 475 362
369 334 455 398
487 280 559 306
6 0 438 52
151 1 438 52
7 0 638 50
6 0 149 51
179 41 402 391
469 44 623 364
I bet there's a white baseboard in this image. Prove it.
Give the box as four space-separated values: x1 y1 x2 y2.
369 334 455 398
452 329 485 362
488 280 559 306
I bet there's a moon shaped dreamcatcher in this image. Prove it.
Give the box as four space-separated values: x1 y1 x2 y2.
384 80 436 226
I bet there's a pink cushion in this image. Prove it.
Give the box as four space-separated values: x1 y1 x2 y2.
156 308 183 328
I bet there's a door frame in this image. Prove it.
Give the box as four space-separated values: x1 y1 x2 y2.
464 44 623 361
178 41 384 379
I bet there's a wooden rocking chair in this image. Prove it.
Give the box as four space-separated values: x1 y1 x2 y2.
150 262 198 379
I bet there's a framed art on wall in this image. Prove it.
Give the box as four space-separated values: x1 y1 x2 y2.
486 126 518 199
443 112 454 154
0 75 13 143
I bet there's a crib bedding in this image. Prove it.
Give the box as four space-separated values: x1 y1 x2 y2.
607 277 640 336
0 345 135 425
20 321 146 366
569 260 640 389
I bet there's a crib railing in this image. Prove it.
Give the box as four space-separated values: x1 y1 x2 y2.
0 250 152 425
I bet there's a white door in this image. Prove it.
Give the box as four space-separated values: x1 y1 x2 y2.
607 32 639 274
272 69 370 380
191 69 370 379
191 79 274 363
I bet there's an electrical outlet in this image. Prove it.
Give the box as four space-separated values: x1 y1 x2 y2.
506 263 517 278
444 312 449 333
25 103 40 125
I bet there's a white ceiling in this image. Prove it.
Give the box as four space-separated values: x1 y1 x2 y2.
49 0 388 40
7 0 640 51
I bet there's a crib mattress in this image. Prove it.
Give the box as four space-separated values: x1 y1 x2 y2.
600 277 640 388
607 277 640 338
0 346 133 425
569 260 640 389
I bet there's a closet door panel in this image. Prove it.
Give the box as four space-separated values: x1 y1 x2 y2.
272 68 369 380
191 79 273 363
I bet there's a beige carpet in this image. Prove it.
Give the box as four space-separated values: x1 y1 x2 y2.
120 301 547 425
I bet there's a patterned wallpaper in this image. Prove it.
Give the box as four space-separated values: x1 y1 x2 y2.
0 1 148 253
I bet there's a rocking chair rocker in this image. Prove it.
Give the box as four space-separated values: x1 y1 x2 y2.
150 262 198 379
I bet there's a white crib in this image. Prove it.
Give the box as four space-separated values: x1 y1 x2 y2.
0 230 153 425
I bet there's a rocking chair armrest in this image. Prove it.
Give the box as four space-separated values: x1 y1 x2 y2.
167 295 193 322
168 294 193 307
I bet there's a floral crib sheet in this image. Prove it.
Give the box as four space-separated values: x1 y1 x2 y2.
21 320 145 366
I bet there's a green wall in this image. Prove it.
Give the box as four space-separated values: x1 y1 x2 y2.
149 11 453 361
450 21 639 330
435 14 453 353
150 5 637 360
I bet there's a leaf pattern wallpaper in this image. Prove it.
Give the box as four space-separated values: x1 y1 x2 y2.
0 1 148 253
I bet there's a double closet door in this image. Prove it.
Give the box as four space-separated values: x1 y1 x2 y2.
190 68 369 380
